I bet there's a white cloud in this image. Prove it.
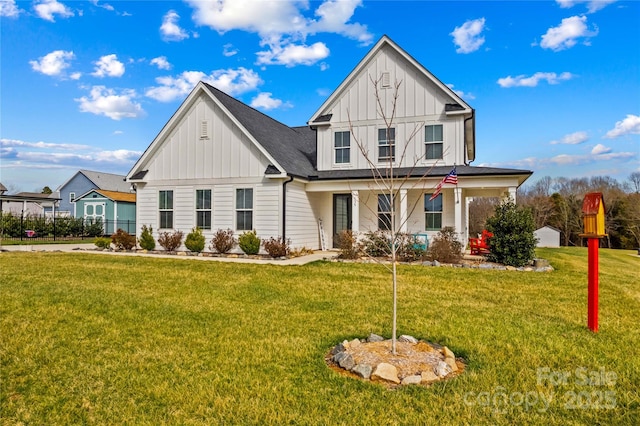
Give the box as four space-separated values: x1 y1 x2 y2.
497 72 574 88
223 44 238 57
146 68 263 102
185 0 372 64
540 15 598 51
250 92 292 110
160 10 189 41
450 18 486 54
94 149 142 162
33 0 73 22
257 42 330 67
90 0 114 12
0 0 21 17
604 114 640 138
446 84 475 100
591 144 612 155
92 54 125 78
75 86 144 120
1 138 91 151
150 56 172 70
550 131 588 145
556 0 616 13
30 50 75 77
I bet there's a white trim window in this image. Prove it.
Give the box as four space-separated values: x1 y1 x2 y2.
196 189 212 230
425 194 442 231
334 131 350 164
378 128 395 162
69 192 75 202
425 124 443 160
236 188 253 231
378 194 392 231
159 190 174 229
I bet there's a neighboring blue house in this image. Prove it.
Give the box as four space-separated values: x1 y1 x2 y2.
55 170 131 217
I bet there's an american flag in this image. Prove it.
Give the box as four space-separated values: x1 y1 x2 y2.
429 168 458 201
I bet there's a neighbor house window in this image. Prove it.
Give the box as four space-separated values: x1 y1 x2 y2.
69 192 75 202
196 189 212 229
334 131 350 164
425 124 443 160
378 128 395 161
378 194 392 231
159 190 173 229
425 194 442 231
236 188 253 231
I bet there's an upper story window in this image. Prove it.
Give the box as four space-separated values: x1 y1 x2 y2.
236 188 253 231
334 131 351 164
425 124 443 160
378 194 392 231
378 128 395 162
69 192 75 202
424 194 442 231
159 190 174 229
196 189 212 230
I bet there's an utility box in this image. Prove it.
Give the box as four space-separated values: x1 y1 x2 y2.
581 193 606 237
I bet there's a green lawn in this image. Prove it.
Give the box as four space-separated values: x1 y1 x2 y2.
1 248 638 424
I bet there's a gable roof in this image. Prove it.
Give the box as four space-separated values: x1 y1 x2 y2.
57 170 130 193
76 189 136 203
309 35 472 124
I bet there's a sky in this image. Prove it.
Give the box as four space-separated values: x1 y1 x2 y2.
1 0 639 193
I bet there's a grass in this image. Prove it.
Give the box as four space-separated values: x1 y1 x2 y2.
0 248 638 424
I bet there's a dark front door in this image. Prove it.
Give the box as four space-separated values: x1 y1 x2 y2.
333 194 352 248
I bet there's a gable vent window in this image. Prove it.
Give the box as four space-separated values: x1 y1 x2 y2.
199 120 210 140
382 72 390 88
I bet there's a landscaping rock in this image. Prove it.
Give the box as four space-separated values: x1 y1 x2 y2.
338 354 355 370
442 346 455 359
349 338 362 348
435 360 452 378
534 258 550 268
371 363 400 384
421 369 439 383
433 260 440 267
401 375 422 385
367 333 385 343
330 343 345 355
352 364 372 379
444 357 458 372
398 335 418 344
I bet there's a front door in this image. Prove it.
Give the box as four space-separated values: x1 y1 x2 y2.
333 194 352 248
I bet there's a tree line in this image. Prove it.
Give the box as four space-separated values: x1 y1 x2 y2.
469 172 640 250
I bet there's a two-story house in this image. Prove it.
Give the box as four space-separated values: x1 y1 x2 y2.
126 36 532 250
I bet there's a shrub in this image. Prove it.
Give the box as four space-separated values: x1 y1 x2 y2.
138 225 156 251
94 237 112 249
396 233 427 262
262 236 290 258
111 228 136 251
336 230 360 259
427 227 463 264
85 218 105 237
361 230 391 257
158 230 184 252
185 227 206 253
289 246 315 258
486 199 536 267
210 229 235 254
238 230 261 255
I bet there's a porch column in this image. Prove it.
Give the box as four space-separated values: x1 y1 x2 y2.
351 190 359 233
454 187 463 242
399 189 407 233
507 186 517 203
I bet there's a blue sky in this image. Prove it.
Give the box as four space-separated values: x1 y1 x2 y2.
1 0 638 193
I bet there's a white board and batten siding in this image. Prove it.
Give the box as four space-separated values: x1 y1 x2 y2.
316 43 465 171
285 180 321 249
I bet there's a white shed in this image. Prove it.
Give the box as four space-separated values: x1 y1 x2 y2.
534 226 561 247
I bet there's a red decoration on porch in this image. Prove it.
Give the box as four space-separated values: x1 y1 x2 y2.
469 230 493 255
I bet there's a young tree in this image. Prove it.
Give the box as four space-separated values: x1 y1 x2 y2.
347 77 441 354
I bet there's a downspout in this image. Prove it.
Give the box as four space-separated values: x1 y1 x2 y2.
282 175 294 240
463 108 475 166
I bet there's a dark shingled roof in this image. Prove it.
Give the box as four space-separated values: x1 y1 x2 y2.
445 103 465 112
129 170 148 180
311 114 332 123
202 83 317 178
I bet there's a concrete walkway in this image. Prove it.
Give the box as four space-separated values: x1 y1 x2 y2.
0 243 335 265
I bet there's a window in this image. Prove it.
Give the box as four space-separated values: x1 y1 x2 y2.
196 189 212 229
334 131 350 164
378 194 392 231
236 188 253 231
378 128 395 161
425 194 443 231
69 192 75 202
159 190 174 229
425 124 443 160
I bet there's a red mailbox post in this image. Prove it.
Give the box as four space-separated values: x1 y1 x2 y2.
580 193 606 332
